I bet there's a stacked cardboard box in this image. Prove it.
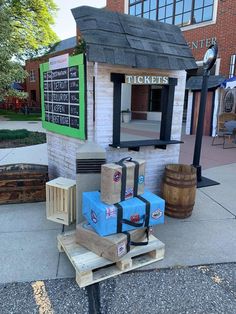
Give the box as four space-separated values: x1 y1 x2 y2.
76 157 165 262
101 157 145 204
76 222 148 262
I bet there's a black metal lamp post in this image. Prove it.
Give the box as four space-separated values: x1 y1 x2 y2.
192 43 220 188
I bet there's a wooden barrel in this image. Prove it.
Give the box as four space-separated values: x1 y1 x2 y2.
0 164 48 205
162 164 197 218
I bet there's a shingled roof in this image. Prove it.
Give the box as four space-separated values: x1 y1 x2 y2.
49 36 77 54
186 75 225 90
72 6 197 71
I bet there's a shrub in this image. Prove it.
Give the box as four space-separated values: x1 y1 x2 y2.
0 129 30 140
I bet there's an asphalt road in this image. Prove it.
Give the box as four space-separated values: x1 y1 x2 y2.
0 263 236 314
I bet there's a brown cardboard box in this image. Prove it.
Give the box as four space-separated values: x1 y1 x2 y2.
101 158 145 205
76 222 148 262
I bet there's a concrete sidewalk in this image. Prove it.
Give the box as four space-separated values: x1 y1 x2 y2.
0 121 45 133
0 163 235 284
0 143 48 165
0 121 48 165
0 127 235 284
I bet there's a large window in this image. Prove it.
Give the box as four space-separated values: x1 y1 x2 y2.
129 0 214 27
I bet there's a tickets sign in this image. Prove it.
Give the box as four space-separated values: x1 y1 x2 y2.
125 75 169 85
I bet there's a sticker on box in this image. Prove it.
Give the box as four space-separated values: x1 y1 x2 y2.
130 213 140 223
138 175 145 184
91 210 98 223
113 171 121 183
151 209 162 220
117 242 126 257
106 206 117 219
125 187 133 199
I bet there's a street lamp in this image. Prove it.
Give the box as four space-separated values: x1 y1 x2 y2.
192 43 219 188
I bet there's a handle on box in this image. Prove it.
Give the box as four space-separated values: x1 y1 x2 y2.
117 157 133 164
120 218 144 228
124 228 149 253
116 157 140 198
116 201 150 234
120 215 145 228
130 229 149 245
130 239 148 246
115 157 133 201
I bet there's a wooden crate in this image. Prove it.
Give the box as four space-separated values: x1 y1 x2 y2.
58 231 165 288
46 177 76 225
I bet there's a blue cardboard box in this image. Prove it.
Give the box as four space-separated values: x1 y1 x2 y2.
82 191 165 236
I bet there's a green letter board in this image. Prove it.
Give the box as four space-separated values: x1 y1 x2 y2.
40 54 86 139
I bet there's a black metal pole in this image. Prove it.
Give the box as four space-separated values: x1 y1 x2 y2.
192 69 210 182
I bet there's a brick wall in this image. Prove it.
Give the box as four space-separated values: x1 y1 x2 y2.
25 48 76 108
47 62 186 193
183 0 236 77
106 0 124 13
25 60 41 106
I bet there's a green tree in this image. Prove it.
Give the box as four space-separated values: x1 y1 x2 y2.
0 0 58 101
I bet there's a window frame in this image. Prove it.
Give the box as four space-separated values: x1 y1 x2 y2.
128 0 215 28
110 73 181 151
29 70 36 82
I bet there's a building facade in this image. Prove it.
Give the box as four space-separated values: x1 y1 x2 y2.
25 37 77 109
106 0 236 136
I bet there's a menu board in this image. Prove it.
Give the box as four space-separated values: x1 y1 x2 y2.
43 66 80 129
40 54 86 140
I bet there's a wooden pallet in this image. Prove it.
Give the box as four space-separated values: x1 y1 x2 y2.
58 231 165 288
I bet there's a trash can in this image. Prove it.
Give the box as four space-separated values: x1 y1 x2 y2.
162 164 197 218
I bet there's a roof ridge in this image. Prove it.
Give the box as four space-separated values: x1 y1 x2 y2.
72 6 197 70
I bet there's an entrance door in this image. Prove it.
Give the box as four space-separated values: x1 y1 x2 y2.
191 91 214 136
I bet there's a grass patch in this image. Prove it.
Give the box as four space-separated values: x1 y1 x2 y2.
0 109 41 121
0 129 46 148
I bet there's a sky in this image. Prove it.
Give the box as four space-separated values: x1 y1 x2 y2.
52 0 106 40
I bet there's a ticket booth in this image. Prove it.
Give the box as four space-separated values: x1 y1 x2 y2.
40 6 197 194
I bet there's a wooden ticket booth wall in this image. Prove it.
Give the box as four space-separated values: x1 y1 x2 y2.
40 6 197 194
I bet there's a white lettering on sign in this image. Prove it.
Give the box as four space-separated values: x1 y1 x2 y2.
137 76 143 84
144 76 150 84
187 37 217 50
151 77 156 84
126 75 132 84
49 54 69 70
125 75 169 85
163 77 169 84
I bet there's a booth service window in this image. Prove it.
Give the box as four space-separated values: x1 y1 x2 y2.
129 0 214 27
110 74 180 150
